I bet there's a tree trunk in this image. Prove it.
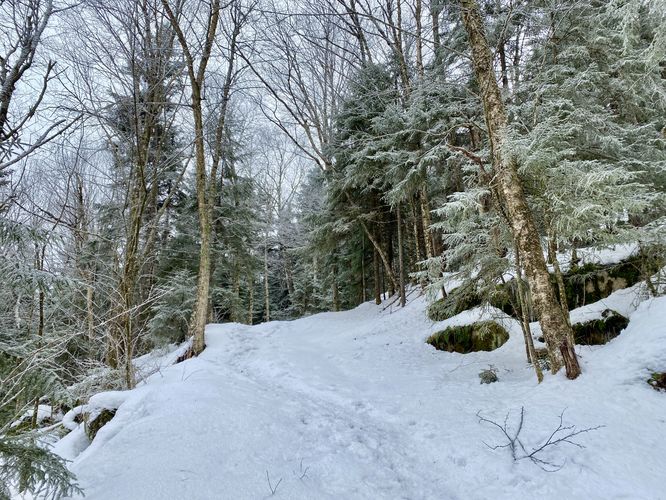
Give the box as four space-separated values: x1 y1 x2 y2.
285 255 295 297
549 236 571 323
161 0 222 356
396 205 406 307
264 239 270 322
373 244 381 305
459 0 580 379
415 0 424 78
110 168 145 385
232 266 241 323
515 245 543 383
548 235 575 347
498 40 509 90
86 282 95 341
431 0 442 66
412 197 423 264
189 84 212 354
420 185 447 297
358 218 398 293
247 272 254 325
385 213 396 298
35 244 45 338
332 263 340 311
420 186 434 259
361 232 367 303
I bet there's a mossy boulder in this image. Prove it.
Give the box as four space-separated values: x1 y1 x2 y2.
648 372 666 392
487 283 520 317
84 408 116 441
426 291 483 322
428 256 651 324
559 258 649 310
427 286 518 323
572 309 629 345
427 321 509 354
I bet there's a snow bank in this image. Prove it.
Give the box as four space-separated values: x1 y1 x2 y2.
133 340 192 383
571 243 639 267
88 390 133 410
10 405 53 428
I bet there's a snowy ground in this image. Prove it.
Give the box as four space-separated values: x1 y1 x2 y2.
54 287 666 500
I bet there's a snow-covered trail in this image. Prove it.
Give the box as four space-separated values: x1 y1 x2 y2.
61 294 666 500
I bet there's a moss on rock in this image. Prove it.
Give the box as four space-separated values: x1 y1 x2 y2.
428 256 653 324
487 283 519 317
559 259 647 309
84 408 116 441
648 372 666 392
426 321 509 353
426 291 483 322
572 309 629 345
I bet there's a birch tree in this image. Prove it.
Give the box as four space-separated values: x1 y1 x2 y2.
458 0 581 378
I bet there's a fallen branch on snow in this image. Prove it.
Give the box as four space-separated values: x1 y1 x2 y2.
476 406 604 471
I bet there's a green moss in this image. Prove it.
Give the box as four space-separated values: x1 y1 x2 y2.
560 259 646 309
426 321 509 353
496 257 651 319
429 256 654 323
84 408 116 441
426 291 483 322
487 283 519 317
572 310 629 345
648 372 666 392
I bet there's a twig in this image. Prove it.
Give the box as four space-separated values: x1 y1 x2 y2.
266 470 283 495
297 458 309 480
477 406 604 471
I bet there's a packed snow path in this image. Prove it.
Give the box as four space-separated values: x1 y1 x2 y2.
60 293 666 499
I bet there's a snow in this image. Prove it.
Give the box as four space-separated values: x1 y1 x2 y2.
88 390 134 410
568 243 639 268
133 341 192 382
55 289 666 500
61 405 86 432
53 426 90 463
10 405 53 428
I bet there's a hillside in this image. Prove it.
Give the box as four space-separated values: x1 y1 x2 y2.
54 288 666 500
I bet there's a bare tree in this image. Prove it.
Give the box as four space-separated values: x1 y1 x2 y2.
246 1 406 295
0 0 76 207
160 0 251 355
61 0 190 386
253 129 305 321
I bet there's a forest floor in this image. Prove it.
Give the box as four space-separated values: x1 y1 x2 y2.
55 281 666 499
